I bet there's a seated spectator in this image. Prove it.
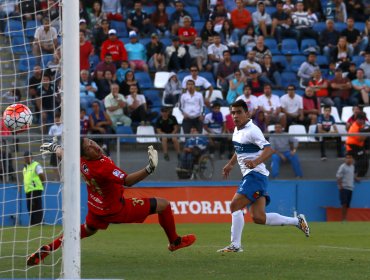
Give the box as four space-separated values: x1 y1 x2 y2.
80 69 98 110
346 0 366 22
216 50 239 96
102 0 122 21
93 19 109 53
89 0 105 29
253 109 268 133
252 36 272 65
280 85 304 127
89 101 113 154
271 0 290 41
340 17 366 55
189 37 209 72
226 69 246 104
219 19 239 55
334 0 347 22
126 84 157 125
119 70 140 96
28 65 42 120
79 30 94 71
104 83 132 129
126 1 155 36
308 69 333 106
178 16 197 46
230 0 252 39
163 72 182 106
320 19 340 62
236 85 259 118
351 68 370 105
79 19 94 43
48 111 63 180
283 0 295 14
96 70 115 100
247 68 265 97
303 0 323 20
125 31 148 72
146 33 165 71
260 54 282 88
257 84 286 128
346 105 369 130
316 105 343 161
346 62 357 81
155 107 181 161
207 34 228 77
298 52 319 87
209 3 228 33
330 68 356 114
359 52 370 79
94 53 116 80
291 1 318 42
151 1 170 37
80 108 90 135
32 17 58 58
169 0 192 36
165 36 189 71
252 1 272 37
203 102 226 159
100 29 128 65
269 123 303 179
302 86 320 127
200 20 218 46
331 36 353 64
240 26 257 53
239 50 262 79
116 60 131 84
1 88 21 104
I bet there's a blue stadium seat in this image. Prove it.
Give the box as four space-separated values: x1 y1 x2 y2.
89 54 100 72
116 125 136 143
316 55 329 68
312 22 326 34
334 22 347 32
25 20 41 38
247 6 257 14
290 55 307 72
352 55 365 67
184 6 200 21
231 54 245 64
135 71 153 88
110 21 128 38
272 55 288 71
199 71 216 88
281 39 301 55
41 54 54 68
281 71 299 88
143 5 156 15
140 37 151 46
273 89 285 97
165 6 176 17
295 89 304 96
354 22 365 32
265 7 277 15
194 21 204 35
177 70 190 82
120 37 130 45
4 20 24 37
300 38 318 53
18 55 37 73
264 38 280 55
11 36 32 55
160 38 172 47
143 89 162 108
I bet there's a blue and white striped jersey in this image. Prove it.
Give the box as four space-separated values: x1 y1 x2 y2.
232 120 270 177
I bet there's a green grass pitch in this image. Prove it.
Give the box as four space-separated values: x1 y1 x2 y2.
0 222 369 279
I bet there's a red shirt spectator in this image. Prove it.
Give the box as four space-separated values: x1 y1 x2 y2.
80 31 94 71
230 0 252 30
100 29 128 62
178 16 197 45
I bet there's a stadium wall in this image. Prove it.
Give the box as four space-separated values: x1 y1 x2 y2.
1 180 369 226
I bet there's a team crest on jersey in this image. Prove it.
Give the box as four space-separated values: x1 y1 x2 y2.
113 169 123 178
253 191 260 199
82 164 89 174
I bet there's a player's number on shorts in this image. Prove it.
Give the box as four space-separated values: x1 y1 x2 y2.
131 198 144 207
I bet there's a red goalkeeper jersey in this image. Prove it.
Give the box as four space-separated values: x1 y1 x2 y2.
80 155 127 216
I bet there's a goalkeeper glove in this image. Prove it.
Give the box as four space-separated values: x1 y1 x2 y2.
40 137 61 155
145 145 158 174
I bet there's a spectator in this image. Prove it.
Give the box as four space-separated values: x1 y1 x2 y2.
209 3 228 33
102 0 122 21
316 105 343 161
116 60 131 84
253 109 268 133
331 36 353 64
282 0 295 14
219 19 239 55
127 84 157 125
165 36 188 71
79 18 94 43
104 83 132 129
146 33 165 71
257 84 287 128
207 34 228 77
163 72 182 106
1 88 21 104
291 1 318 42
247 68 265 97
346 105 369 130
179 79 204 134
80 108 90 135
359 52 370 79
308 69 333 106
89 101 113 153
252 36 272 65
203 102 226 159
200 20 218 45
302 86 320 127
155 107 181 161
334 0 348 22
252 1 272 37
217 50 239 96
351 68 370 105
346 62 358 81
260 54 282 89
346 0 366 22
100 29 128 64
320 19 340 62
178 16 197 46
330 68 356 114
297 52 319 87
361 19 370 52
127 1 155 36
271 0 290 40
336 153 356 221
78 1 90 26
80 30 94 71
22 151 45 225
226 69 246 105
239 50 262 79
28 65 42 120
93 19 109 53
89 0 105 29
189 37 209 72
151 1 170 37
125 31 148 72
80 69 98 110
269 123 303 179
19 0 41 21
169 0 192 36
340 17 364 55
230 0 252 38
32 17 58 57
48 111 63 180
280 85 304 127
240 25 258 53
236 85 259 118
119 70 140 96
94 53 116 80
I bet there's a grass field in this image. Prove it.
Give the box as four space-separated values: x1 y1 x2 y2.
0 222 369 279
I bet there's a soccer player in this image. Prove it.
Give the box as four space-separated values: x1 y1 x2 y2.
27 138 196 266
217 100 309 253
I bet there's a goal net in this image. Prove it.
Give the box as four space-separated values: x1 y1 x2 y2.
0 1 80 278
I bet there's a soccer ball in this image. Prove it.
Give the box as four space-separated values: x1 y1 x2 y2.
3 104 33 131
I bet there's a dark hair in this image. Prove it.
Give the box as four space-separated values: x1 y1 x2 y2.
105 53 112 57
231 99 248 112
80 137 86 157
323 104 331 110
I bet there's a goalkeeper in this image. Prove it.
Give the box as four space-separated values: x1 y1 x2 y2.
27 138 196 266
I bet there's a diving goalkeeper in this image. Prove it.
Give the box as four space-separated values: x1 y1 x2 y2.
27 138 196 266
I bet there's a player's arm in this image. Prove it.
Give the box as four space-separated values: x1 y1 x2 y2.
246 145 273 169
222 153 237 179
40 138 63 158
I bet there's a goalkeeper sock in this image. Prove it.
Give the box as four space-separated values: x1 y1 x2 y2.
158 204 179 244
231 210 244 248
48 224 89 251
265 213 298 226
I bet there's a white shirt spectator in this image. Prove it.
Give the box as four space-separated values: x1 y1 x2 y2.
126 94 146 107
181 75 212 89
180 91 204 118
239 60 262 74
104 93 127 117
102 0 121 14
207 43 228 60
48 123 63 137
257 94 281 111
280 93 303 115
34 25 58 49
204 112 225 134
236 94 259 113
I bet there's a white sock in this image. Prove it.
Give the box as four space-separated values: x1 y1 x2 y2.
231 210 244 247
265 213 298 226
